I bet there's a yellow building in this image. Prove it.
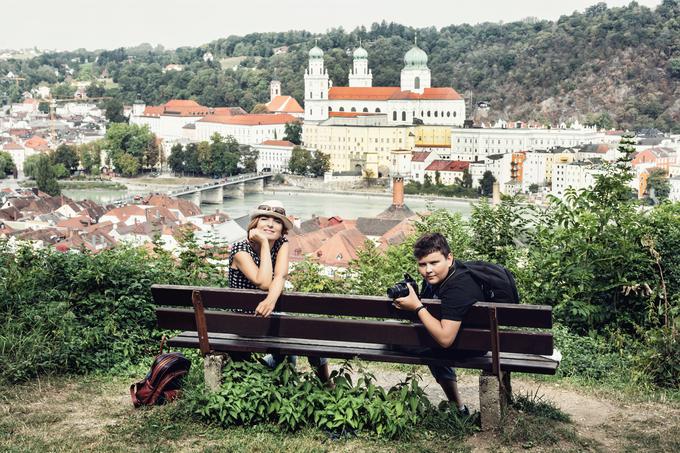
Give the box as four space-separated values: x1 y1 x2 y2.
303 117 450 175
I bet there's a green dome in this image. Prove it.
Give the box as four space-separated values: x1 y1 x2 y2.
404 45 428 68
353 46 368 59
309 46 324 59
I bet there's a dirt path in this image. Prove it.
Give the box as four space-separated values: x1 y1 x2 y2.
2 367 678 452
361 367 679 452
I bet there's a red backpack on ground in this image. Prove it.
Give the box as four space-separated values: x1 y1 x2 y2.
130 336 191 408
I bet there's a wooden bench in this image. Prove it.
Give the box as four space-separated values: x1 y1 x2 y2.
152 284 560 428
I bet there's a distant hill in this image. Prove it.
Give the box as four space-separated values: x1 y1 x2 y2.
1 1 678 132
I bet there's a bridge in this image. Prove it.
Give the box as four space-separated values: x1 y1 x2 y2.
111 172 273 207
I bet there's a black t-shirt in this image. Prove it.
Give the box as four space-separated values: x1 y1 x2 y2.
420 260 484 321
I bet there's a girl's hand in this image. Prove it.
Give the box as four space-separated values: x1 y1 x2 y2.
255 299 276 318
249 229 268 245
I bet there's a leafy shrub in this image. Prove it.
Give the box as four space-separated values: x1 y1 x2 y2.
633 326 679 389
0 235 227 384
190 360 475 438
552 325 632 382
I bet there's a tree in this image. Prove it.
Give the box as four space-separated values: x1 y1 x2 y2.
363 168 376 186
434 171 442 186
479 171 496 196
168 143 185 174
283 121 302 145
53 144 79 173
423 174 433 190
239 145 258 173
114 153 140 177
309 151 330 177
288 146 311 175
250 103 270 114
104 98 126 123
0 151 16 178
460 169 473 188
646 168 670 201
23 154 42 179
528 183 540 194
34 154 60 195
38 102 50 114
86 83 106 98
105 123 157 175
78 140 104 174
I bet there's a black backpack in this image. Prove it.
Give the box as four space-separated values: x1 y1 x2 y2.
460 261 520 304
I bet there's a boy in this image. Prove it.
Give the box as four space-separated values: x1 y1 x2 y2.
393 232 484 415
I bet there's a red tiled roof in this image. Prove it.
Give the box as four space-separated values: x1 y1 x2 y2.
266 95 303 114
391 87 463 100
24 135 48 149
198 113 296 126
415 143 450 148
425 160 470 172
329 87 401 101
2 143 23 150
260 140 295 147
411 152 431 162
328 86 463 101
142 106 164 116
165 100 201 108
213 107 247 116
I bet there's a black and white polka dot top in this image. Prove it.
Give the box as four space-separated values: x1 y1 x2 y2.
228 237 288 289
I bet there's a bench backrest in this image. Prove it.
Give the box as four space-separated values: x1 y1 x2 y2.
152 285 553 355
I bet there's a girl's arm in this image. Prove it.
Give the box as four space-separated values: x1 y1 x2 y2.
255 242 289 318
232 240 273 290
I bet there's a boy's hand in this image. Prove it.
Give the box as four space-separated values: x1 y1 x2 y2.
393 284 420 311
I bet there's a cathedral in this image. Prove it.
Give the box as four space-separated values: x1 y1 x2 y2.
303 41 466 126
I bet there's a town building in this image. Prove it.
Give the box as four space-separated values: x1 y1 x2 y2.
303 42 465 126
194 113 296 146
266 81 303 118
450 125 606 162
424 160 470 185
253 140 296 173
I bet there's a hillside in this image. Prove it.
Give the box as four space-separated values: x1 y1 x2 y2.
1 1 678 131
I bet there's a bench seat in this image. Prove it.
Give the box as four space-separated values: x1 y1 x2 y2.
168 331 559 374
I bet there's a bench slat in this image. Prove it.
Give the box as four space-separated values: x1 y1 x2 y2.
151 285 552 329
157 308 554 355
167 332 559 375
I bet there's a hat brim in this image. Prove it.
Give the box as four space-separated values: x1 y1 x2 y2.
250 210 294 231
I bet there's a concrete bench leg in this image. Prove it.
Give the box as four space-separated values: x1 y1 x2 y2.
203 354 226 392
479 371 511 430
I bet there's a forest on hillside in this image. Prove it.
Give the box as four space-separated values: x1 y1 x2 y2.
1 1 679 131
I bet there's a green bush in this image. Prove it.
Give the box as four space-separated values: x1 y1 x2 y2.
0 235 227 384
189 360 476 439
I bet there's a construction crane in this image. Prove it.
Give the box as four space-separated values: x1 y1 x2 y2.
48 95 111 144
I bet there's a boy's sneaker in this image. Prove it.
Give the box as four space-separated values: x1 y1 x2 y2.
458 405 470 417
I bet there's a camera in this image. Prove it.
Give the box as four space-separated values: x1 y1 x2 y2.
386 273 419 299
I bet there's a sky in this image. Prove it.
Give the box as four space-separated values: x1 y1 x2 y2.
0 0 664 51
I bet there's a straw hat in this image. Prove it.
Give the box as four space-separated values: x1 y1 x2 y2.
250 199 293 230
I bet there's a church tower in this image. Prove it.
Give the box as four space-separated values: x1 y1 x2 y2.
400 39 431 94
304 43 330 122
269 80 281 102
348 43 372 87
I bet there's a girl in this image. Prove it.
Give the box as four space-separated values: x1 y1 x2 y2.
229 200 331 382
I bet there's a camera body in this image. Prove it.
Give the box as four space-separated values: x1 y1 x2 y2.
386 273 419 299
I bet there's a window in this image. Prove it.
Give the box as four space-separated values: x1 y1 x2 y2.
414 76 420 89
328 106 332 112
453 111 457 117
363 107 368 112
447 111 450 117
393 111 397 121
351 107 356 112
309 91 312 98
375 108 381 113
402 111 406 121
434 111 438 117
339 107 345 112
427 111 431 117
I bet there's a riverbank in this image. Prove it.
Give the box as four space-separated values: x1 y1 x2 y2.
18 179 127 190
268 184 481 204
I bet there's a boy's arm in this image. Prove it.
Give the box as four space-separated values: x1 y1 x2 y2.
394 284 461 348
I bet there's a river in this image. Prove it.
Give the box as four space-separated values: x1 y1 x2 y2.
62 188 475 220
